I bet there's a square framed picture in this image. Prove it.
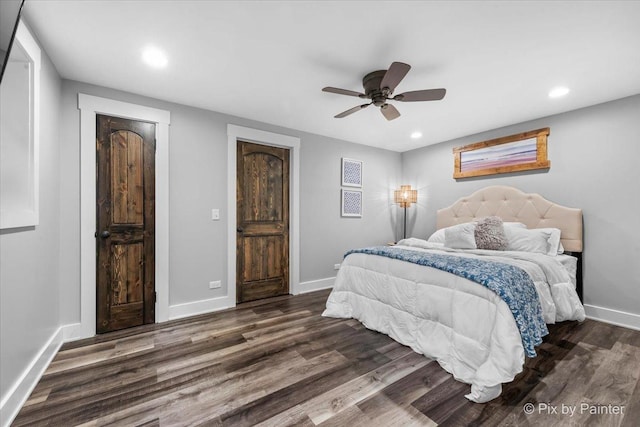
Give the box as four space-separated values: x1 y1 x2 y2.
341 158 362 187
341 189 362 217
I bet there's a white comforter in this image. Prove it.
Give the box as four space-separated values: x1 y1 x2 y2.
322 239 585 403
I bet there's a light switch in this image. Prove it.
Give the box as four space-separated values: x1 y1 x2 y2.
211 209 220 220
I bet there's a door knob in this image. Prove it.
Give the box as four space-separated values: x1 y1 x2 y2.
236 227 243 233
100 230 111 238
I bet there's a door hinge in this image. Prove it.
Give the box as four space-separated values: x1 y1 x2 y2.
153 291 157 303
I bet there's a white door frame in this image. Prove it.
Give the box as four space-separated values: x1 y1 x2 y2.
75 93 170 339
227 124 300 306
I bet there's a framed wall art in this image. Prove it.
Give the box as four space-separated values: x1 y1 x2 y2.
341 157 362 187
341 189 362 217
453 128 550 179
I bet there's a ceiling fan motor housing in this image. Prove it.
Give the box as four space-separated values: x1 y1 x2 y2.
363 70 392 106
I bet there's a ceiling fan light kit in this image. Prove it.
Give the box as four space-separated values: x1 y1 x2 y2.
322 61 446 121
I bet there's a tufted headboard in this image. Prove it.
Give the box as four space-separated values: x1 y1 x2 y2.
436 186 583 252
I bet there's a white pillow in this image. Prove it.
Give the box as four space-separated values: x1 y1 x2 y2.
444 222 477 249
504 222 527 229
428 220 523 244
541 227 564 255
427 228 446 244
504 227 563 256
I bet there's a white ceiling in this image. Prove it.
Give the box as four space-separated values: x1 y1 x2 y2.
23 0 640 152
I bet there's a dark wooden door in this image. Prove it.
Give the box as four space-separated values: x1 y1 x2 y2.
236 141 290 303
96 114 155 333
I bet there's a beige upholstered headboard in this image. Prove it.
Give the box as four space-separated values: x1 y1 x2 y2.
436 186 583 252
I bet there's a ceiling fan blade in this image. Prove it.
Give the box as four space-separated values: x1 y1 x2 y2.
335 103 370 118
322 87 366 98
394 88 446 102
380 103 400 121
380 62 411 91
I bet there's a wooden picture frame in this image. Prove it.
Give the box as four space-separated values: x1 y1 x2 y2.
341 158 362 187
453 128 550 179
341 189 362 217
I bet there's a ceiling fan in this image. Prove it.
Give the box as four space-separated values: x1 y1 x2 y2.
322 61 446 121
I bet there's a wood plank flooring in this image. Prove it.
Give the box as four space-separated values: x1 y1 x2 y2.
13 290 640 426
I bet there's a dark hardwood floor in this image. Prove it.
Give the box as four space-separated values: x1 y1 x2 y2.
13 289 640 426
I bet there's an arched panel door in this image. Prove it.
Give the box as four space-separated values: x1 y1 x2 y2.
96 114 155 333
236 140 290 303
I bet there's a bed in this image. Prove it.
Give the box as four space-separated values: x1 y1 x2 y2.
322 185 586 403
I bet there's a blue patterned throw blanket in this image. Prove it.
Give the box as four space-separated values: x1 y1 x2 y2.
346 246 548 357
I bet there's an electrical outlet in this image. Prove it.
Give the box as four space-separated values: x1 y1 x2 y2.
209 280 221 289
211 209 220 220
334 264 341 270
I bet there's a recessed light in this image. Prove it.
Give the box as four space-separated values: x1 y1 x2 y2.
411 131 423 139
548 86 569 98
142 46 168 68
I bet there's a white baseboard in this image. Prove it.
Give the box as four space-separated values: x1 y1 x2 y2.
296 277 335 295
168 279 335 319
0 327 64 427
168 296 234 320
584 304 640 331
61 322 84 342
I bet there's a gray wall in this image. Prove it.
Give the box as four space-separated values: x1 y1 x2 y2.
402 95 640 315
300 133 402 280
58 80 401 316
0 46 62 398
